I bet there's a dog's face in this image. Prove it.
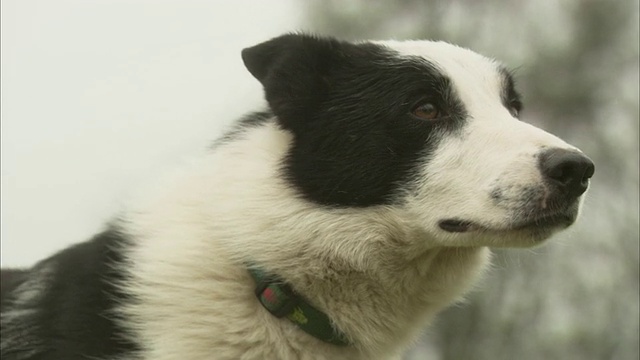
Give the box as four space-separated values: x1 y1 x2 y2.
242 34 594 247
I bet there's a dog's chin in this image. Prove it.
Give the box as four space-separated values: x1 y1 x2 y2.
437 211 577 248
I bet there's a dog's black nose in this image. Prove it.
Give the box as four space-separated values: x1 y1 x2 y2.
539 148 595 198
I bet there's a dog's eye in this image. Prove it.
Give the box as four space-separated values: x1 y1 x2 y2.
508 99 522 117
412 102 441 120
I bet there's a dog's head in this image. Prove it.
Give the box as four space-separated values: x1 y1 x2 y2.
242 34 594 248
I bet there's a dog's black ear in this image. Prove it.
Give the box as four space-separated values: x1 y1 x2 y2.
241 33 337 85
241 34 297 83
241 34 342 131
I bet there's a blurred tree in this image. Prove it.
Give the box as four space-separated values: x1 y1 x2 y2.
302 1 639 359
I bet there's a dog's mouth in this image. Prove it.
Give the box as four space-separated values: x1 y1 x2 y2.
438 212 576 234
438 219 477 233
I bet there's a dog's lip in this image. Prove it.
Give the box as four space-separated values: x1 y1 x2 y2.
508 213 575 230
438 219 479 233
439 213 575 233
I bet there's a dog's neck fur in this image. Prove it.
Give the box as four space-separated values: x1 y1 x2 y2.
121 121 491 360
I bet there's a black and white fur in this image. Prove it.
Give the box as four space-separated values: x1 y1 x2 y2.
0 34 594 360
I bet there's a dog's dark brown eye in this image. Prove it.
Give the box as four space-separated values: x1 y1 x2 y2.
412 102 440 120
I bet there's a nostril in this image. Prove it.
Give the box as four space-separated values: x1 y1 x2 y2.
539 149 595 197
550 158 594 184
548 162 574 185
579 161 595 189
583 161 595 180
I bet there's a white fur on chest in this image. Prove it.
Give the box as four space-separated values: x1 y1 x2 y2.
119 122 491 360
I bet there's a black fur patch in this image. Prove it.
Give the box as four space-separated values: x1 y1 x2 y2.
0 227 137 359
500 68 523 117
242 34 468 207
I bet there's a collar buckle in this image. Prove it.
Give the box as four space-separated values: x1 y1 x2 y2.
255 277 299 318
247 265 351 346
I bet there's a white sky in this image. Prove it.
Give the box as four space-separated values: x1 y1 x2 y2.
1 0 302 267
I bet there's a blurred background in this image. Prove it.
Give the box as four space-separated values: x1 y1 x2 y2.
2 1 638 359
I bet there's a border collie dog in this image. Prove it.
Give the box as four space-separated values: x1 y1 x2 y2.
0 34 594 360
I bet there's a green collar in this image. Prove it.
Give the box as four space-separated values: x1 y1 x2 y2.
247 266 350 346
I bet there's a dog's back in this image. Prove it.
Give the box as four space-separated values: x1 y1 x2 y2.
0 230 138 359
1 269 27 310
